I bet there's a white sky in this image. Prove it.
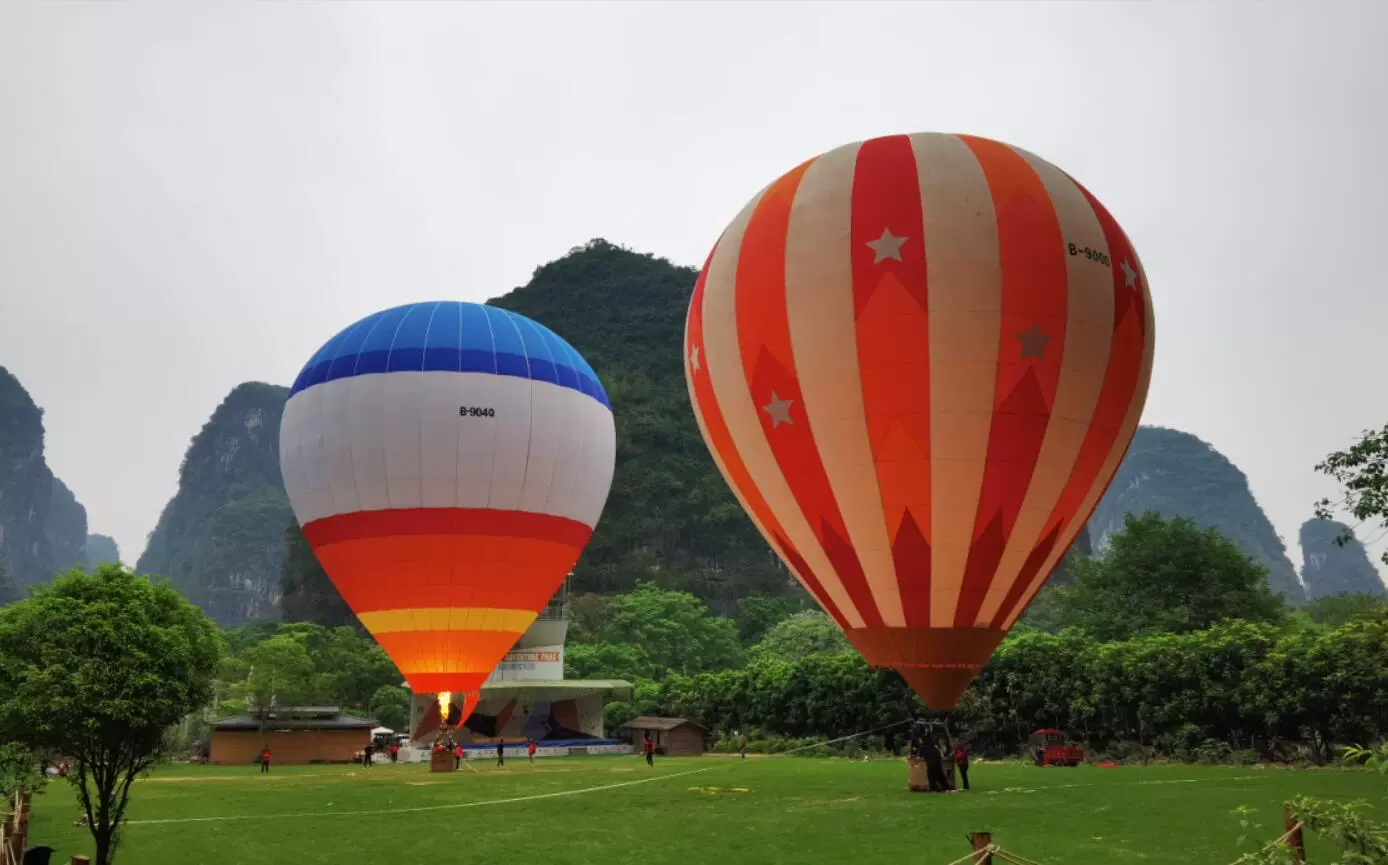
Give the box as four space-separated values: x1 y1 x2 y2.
1 1 1384 576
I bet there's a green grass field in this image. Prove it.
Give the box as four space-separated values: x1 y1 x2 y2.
25 756 1388 864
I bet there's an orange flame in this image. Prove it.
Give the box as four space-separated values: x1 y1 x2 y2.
437 691 453 730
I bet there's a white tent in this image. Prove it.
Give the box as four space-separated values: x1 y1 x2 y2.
370 726 393 736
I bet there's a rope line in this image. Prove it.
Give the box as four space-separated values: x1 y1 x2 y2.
763 719 913 757
995 848 1051 865
941 844 998 865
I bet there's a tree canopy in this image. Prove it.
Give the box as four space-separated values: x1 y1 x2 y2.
750 611 851 661
1044 512 1286 641
0 565 222 865
1316 422 1388 566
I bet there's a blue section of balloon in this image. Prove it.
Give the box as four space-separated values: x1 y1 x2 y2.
290 301 609 409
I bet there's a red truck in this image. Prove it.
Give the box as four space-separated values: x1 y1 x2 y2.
1029 729 1085 767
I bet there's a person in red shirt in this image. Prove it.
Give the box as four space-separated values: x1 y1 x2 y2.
259 747 271 774
389 742 399 764
453 742 463 770
953 740 970 791
527 739 537 764
642 733 655 767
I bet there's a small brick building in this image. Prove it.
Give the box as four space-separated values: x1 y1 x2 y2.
209 706 376 765
619 716 707 757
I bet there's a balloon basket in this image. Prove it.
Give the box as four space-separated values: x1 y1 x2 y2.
906 756 930 792
430 750 456 773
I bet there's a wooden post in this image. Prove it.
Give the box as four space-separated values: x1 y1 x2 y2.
1284 806 1305 864
968 832 993 864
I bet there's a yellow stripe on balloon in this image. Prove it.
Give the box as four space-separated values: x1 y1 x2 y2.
356 607 538 635
394 655 522 675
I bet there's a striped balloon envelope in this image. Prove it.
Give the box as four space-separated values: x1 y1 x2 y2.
279 301 615 725
685 133 1154 709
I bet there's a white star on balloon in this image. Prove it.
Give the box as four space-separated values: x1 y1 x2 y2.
762 392 795 427
866 228 908 265
1121 259 1138 289
688 345 701 374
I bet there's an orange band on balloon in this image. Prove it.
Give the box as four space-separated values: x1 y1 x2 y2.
380 629 530 675
356 608 537 635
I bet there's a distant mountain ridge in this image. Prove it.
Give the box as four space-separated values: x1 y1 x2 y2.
136 382 292 625
0 365 90 592
5 244 1325 622
85 533 120 568
1299 518 1385 599
1090 426 1305 602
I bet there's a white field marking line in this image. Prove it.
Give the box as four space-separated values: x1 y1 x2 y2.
125 765 725 827
983 775 1264 794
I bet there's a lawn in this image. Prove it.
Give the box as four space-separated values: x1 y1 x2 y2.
25 756 1388 864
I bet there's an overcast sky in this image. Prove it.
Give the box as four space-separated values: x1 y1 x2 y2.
1 1 1384 580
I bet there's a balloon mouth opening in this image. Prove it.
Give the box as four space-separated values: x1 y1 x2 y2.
843 626 1007 710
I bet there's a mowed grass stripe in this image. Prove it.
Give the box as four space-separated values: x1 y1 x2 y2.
28 758 1387 865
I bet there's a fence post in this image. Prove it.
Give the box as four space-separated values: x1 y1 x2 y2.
1283 806 1305 864
968 832 993 864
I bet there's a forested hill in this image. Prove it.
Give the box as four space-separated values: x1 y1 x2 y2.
1089 426 1305 602
488 240 792 608
137 382 292 625
0 365 90 595
1300 518 1385 599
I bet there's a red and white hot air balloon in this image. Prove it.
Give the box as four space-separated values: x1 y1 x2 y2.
684 133 1154 709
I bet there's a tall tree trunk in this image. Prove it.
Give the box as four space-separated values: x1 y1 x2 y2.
94 826 113 865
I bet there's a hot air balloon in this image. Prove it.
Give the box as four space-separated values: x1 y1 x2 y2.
685 133 1154 710
280 301 615 730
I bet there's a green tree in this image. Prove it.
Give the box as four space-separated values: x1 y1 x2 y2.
0 742 47 799
1316 423 1388 566
598 583 742 676
369 685 411 731
243 634 316 718
0 565 221 865
1058 512 1286 641
735 594 805 644
311 627 401 711
751 611 850 660
1302 592 1388 628
565 641 654 681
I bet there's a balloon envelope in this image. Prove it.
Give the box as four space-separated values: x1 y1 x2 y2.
684 133 1154 708
280 301 615 700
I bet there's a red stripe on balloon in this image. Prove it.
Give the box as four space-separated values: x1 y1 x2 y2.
953 136 1069 627
685 242 851 629
304 509 587 615
849 134 933 627
989 181 1150 627
735 160 885 629
302 507 593 548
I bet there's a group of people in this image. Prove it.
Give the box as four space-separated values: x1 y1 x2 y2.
432 736 540 768
908 729 970 792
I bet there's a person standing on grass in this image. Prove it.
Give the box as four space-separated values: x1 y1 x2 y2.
643 733 655 767
453 742 463 770
528 739 537 764
363 742 375 768
954 740 970 791
940 737 956 790
390 741 399 764
496 740 505 767
921 735 945 791
259 746 272 774
739 732 748 760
